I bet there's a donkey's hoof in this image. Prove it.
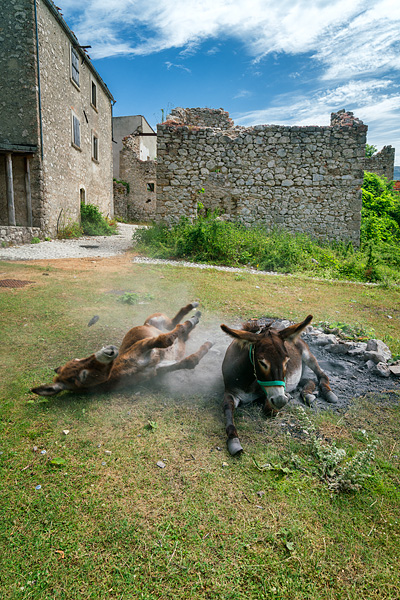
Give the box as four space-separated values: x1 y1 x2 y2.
189 311 202 326
303 393 316 406
227 437 243 456
325 391 338 403
191 301 199 309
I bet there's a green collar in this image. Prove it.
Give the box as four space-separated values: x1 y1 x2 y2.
249 344 286 389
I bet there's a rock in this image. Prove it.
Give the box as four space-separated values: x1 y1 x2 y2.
88 315 100 327
313 334 338 346
365 360 376 371
366 339 392 362
364 351 387 364
347 342 368 356
157 461 166 469
375 362 391 378
104 450 112 456
389 365 400 377
326 343 349 355
62 430 70 435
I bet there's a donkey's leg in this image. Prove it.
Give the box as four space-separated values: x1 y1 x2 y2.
156 341 213 375
170 302 200 328
223 392 243 456
145 302 199 331
302 351 338 403
299 377 317 406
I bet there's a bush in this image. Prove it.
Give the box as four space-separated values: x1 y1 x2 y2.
57 222 83 239
80 203 117 236
361 172 400 244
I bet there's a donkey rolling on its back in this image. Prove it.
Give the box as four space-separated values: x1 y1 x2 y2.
221 315 338 456
32 302 212 397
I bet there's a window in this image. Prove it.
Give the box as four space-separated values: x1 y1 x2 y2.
71 47 80 86
80 188 86 204
91 81 97 109
72 113 81 148
92 133 99 161
147 182 155 192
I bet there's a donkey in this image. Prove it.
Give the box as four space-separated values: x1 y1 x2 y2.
220 315 338 455
31 302 212 397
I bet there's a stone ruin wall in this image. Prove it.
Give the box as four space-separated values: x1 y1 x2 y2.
116 134 156 221
364 145 395 181
156 108 367 244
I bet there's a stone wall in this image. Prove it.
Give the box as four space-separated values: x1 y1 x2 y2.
0 0 38 150
156 108 367 244
167 107 234 129
364 145 395 180
36 0 114 234
116 134 156 221
113 180 128 221
0 225 43 245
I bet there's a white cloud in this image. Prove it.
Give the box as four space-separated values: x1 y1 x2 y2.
60 0 400 81
165 61 191 73
233 89 252 99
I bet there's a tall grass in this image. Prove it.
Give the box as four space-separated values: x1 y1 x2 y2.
134 216 400 284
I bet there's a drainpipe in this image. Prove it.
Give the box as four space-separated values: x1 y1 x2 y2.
33 0 44 161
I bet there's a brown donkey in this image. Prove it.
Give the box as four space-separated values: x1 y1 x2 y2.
32 302 212 397
220 315 338 455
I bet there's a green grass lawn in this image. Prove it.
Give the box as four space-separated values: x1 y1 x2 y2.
1 258 400 599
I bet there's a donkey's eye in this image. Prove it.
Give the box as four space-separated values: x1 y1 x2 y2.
258 360 270 370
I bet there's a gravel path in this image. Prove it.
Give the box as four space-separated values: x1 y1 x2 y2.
0 223 140 260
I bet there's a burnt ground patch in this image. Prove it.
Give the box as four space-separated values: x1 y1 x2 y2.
149 317 400 413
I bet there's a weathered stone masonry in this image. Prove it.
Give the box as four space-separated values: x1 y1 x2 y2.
116 134 157 221
156 108 367 244
364 145 395 181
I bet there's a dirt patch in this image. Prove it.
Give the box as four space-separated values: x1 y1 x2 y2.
14 253 136 272
153 318 400 413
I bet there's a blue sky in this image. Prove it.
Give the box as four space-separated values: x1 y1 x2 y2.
60 0 400 164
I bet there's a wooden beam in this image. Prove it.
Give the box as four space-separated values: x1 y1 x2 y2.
25 157 33 227
5 153 16 226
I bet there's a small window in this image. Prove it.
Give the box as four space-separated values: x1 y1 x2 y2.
91 81 97 109
80 188 86 204
71 47 80 86
147 183 155 192
92 133 99 161
72 113 81 148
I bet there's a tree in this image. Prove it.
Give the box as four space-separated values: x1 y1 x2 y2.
365 143 377 158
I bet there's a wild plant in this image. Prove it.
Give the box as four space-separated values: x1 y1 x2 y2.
291 407 378 492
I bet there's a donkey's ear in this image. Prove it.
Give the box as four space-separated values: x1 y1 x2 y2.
221 324 260 343
279 315 313 341
31 382 66 397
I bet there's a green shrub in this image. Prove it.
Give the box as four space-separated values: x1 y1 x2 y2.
57 222 83 239
80 203 117 236
31 237 40 244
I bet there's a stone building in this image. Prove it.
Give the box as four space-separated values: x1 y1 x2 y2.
0 0 115 244
113 116 157 222
363 145 395 181
156 107 367 244
112 115 156 178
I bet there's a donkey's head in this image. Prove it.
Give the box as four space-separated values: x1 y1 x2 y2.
221 315 312 412
31 345 119 396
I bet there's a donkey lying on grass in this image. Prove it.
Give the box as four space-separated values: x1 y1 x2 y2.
32 302 212 397
221 315 338 455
